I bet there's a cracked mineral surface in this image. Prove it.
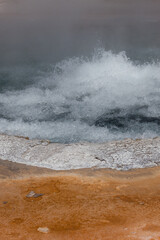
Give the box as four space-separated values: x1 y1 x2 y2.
0 134 160 170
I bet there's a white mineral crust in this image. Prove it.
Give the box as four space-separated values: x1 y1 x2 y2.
0 134 160 170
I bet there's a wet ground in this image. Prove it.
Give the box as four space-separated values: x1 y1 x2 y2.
1 160 160 239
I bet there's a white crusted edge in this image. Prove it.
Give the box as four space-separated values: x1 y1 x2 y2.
0 134 160 170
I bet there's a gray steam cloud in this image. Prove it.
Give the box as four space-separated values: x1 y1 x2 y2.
0 0 160 65
0 0 160 143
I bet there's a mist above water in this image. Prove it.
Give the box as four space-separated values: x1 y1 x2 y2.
0 50 160 142
0 0 160 142
1 0 160 65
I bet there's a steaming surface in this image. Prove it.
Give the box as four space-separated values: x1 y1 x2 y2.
1 0 160 143
0 50 160 143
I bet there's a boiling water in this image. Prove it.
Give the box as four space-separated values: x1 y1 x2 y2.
0 0 160 143
0 50 160 143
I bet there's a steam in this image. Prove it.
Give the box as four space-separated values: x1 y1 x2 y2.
0 50 160 142
1 0 160 64
1 0 160 142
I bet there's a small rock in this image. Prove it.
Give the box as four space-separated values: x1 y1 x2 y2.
26 191 44 198
26 191 35 198
37 227 50 234
3 201 8 204
41 141 49 146
34 193 44 198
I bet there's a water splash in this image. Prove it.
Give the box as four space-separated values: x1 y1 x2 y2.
0 50 160 142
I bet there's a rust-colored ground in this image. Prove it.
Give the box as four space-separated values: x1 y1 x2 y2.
1 161 160 239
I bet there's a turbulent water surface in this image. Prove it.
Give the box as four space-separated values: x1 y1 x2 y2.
0 0 160 143
0 50 160 143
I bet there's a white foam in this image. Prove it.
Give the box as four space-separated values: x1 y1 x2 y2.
0 50 160 142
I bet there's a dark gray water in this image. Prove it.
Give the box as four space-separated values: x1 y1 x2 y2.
0 0 160 142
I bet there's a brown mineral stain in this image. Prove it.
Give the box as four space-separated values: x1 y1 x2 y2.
1 160 160 239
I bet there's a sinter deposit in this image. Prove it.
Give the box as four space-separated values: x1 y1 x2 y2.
0 134 160 170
